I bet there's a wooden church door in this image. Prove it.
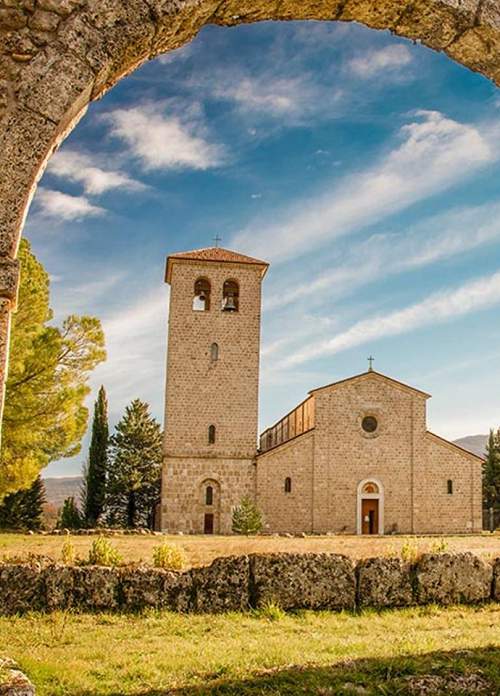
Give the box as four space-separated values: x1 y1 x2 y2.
361 499 379 534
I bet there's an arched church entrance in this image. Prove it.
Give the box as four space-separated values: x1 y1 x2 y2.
357 479 384 535
0 1 499 435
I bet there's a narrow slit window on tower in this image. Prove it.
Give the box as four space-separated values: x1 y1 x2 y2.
206 485 213 506
208 424 216 444
284 477 292 493
222 280 239 312
447 479 453 495
210 342 219 361
193 278 211 311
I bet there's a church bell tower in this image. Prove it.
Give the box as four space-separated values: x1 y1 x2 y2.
161 246 268 534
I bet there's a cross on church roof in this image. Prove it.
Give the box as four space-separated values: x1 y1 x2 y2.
213 234 222 248
367 356 374 372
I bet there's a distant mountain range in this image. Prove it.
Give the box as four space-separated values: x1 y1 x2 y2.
43 476 82 508
452 434 489 459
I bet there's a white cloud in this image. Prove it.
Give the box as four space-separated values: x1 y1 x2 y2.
233 111 495 263
265 201 500 310
348 44 413 78
48 150 145 195
36 188 105 221
157 42 194 65
282 269 500 368
105 104 226 171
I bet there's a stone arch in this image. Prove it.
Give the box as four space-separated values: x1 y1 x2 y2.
1 0 499 422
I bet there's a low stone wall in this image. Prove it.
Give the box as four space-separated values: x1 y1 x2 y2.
0 659 35 696
0 552 497 616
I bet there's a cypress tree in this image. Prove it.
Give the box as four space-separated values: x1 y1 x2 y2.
483 428 500 511
83 386 109 527
0 475 46 531
232 496 263 535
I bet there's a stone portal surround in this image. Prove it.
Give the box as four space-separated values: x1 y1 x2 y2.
0 552 498 615
0 0 499 425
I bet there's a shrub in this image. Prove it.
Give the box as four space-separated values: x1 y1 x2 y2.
152 542 186 570
61 535 76 565
253 600 285 622
430 538 449 554
232 496 263 535
400 539 420 563
88 536 123 566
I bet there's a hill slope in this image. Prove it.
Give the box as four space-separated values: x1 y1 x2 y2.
43 476 83 509
453 435 488 459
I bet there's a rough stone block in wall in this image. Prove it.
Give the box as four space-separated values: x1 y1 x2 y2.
192 555 250 613
357 557 414 608
415 553 493 605
72 566 120 610
493 557 500 602
160 569 195 612
120 566 167 610
250 553 355 610
43 564 75 611
0 563 43 614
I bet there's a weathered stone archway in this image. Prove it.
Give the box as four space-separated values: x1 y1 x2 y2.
0 0 499 423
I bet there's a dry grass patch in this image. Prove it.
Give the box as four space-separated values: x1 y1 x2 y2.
0 532 499 568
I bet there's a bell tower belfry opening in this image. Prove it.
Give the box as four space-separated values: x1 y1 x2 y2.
161 246 269 534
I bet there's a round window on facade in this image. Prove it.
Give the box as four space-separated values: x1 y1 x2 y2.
361 415 378 433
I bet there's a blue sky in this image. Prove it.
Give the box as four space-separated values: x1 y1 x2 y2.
24 20 500 477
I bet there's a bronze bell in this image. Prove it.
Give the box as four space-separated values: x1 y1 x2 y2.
223 292 237 311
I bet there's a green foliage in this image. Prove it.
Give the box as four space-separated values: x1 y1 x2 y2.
0 239 106 500
483 428 500 512
253 600 285 622
429 538 449 554
82 386 109 527
106 399 162 529
61 535 76 565
0 475 46 531
232 496 263 535
57 497 82 530
152 541 186 570
400 539 420 563
88 536 122 566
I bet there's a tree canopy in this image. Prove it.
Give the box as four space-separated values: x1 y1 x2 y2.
82 386 109 526
106 399 162 528
0 239 106 500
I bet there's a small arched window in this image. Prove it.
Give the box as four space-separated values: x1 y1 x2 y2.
447 479 453 495
284 477 292 493
210 342 219 361
222 280 239 312
206 485 213 506
193 278 210 311
208 425 216 444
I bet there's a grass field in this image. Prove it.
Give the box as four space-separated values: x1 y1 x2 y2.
1 532 499 567
1 605 499 695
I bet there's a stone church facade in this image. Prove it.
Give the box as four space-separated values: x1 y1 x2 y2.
161 247 483 535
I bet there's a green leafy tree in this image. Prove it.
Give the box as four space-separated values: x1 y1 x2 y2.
0 475 46 531
0 239 106 500
82 386 109 526
232 496 263 535
57 496 82 530
106 399 162 528
483 428 500 511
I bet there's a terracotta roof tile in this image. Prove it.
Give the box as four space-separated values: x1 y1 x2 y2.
165 246 269 283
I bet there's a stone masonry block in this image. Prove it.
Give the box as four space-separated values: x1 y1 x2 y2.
493 557 500 602
250 553 355 610
0 563 43 614
120 566 166 610
357 556 414 608
415 552 493 605
42 564 75 611
192 555 250 613
72 566 120 610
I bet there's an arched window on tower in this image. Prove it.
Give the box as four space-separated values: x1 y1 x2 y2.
210 342 219 361
284 477 292 493
222 280 239 312
208 425 216 444
193 278 211 311
205 485 213 506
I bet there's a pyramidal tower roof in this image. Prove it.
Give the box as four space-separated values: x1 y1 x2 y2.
165 246 269 283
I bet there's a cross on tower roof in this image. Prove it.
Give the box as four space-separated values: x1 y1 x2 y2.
213 234 222 248
367 356 374 372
